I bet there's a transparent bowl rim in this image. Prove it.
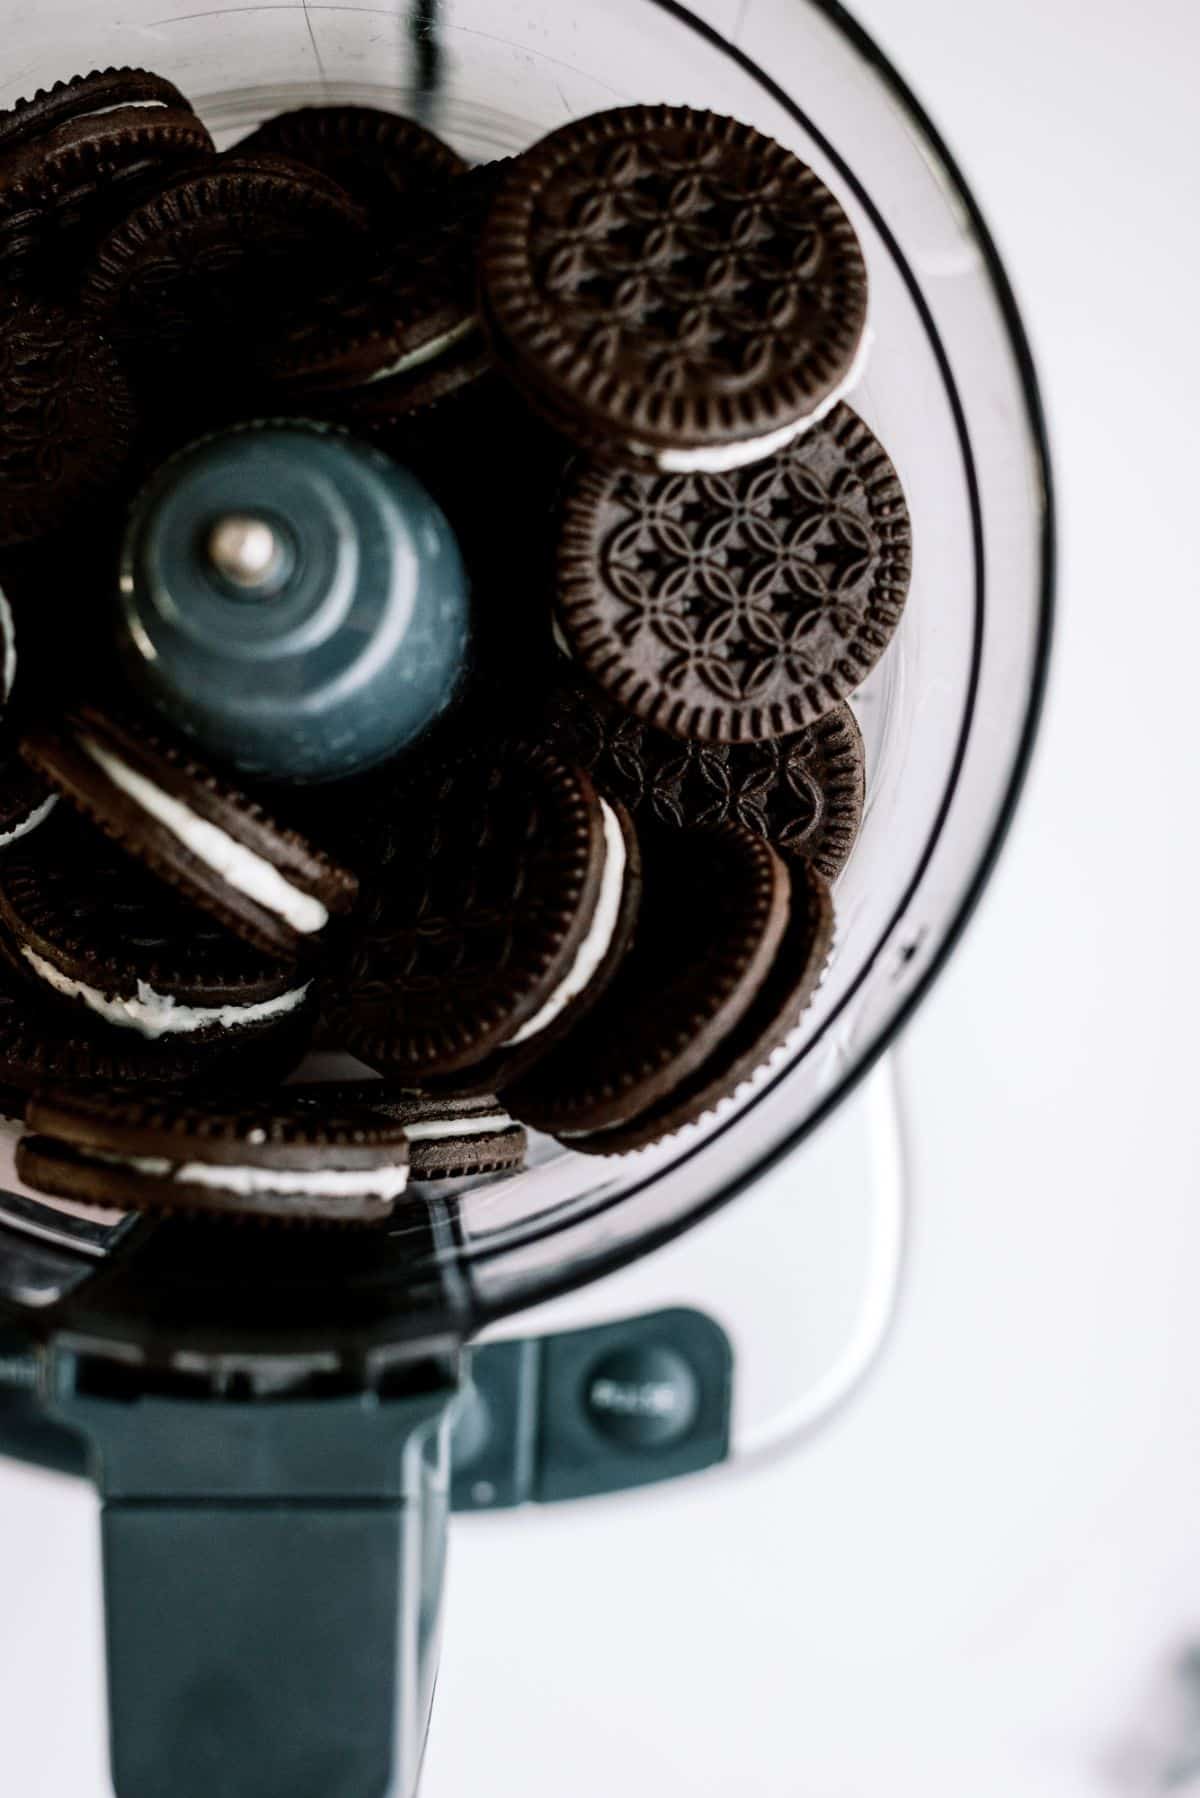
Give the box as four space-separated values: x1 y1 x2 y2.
460 0 1056 1322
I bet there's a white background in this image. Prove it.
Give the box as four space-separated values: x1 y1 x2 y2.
3 0 1200 1792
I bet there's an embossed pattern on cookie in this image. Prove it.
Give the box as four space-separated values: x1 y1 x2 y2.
79 159 366 377
338 745 638 1081
0 292 136 549
555 404 911 741
235 104 466 219
481 105 868 467
542 677 865 879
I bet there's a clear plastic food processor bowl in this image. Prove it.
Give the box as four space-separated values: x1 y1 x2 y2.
0 0 1051 1322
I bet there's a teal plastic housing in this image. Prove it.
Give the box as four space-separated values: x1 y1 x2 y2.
117 423 470 785
0 1288 732 1798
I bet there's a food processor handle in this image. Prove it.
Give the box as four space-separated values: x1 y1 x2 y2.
49 1365 461 1798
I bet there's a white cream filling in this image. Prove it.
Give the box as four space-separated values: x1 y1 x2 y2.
403 1113 514 1142
103 1152 409 1200
77 736 330 937
555 328 873 660
21 944 310 1040
655 326 874 475
361 318 479 385
0 791 58 847
0 585 16 701
81 99 170 118
171 1160 409 1199
504 798 626 1048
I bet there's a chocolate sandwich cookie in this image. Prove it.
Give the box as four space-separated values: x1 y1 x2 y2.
18 1088 409 1225
338 745 641 1083
262 162 498 419
0 821 314 1049
79 156 366 390
481 105 868 469
296 1084 527 1181
235 105 466 221
0 954 306 1094
554 405 912 741
0 67 196 149
381 1091 526 1179
0 292 136 549
0 67 214 281
560 856 834 1155
21 706 359 962
504 821 789 1136
0 742 57 850
542 676 865 881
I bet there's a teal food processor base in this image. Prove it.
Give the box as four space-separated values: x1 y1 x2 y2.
0 1060 904 1796
72 1380 456 1798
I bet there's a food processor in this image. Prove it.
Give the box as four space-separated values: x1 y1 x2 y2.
0 1 1053 1793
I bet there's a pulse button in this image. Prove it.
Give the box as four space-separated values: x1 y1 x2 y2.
583 1344 700 1449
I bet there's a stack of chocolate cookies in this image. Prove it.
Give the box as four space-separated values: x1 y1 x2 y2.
0 73 912 1228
